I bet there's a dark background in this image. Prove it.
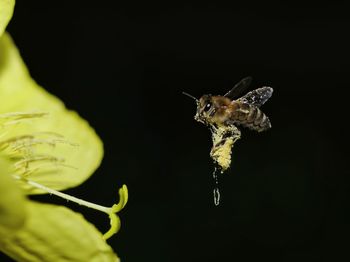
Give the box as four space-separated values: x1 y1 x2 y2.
2 1 350 261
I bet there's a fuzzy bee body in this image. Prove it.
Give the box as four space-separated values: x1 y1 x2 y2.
194 84 273 134
184 77 273 172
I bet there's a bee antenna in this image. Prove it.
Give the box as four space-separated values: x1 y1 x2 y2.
182 91 198 102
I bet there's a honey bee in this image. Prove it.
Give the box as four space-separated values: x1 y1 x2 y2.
184 77 273 172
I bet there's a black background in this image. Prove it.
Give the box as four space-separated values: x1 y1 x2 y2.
2 1 350 261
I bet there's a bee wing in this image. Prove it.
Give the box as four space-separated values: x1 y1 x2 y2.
237 86 273 107
224 76 252 99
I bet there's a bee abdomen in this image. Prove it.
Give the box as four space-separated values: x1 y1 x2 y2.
237 105 271 132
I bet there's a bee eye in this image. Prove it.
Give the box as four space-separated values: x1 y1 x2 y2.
204 102 212 112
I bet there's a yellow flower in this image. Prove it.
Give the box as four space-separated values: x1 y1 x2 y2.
0 1 127 261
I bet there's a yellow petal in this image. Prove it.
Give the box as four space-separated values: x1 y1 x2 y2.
0 33 103 193
0 156 26 236
0 0 14 37
0 201 119 262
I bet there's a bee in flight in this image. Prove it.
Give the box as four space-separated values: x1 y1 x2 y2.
183 77 273 172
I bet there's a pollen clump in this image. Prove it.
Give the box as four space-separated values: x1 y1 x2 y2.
210 124 241 172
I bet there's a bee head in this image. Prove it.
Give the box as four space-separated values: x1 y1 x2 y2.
182 92 215 125
194 95 215 125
